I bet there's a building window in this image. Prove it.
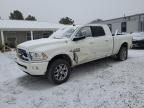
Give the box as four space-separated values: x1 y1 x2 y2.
143 21 144 31
33 32 42 39
43 31 53 38
6 31 17 48
108 24 112 32
142 21 144 32
121 22 127 32
26 32 31 40
140 21 143 32
7 37 17 48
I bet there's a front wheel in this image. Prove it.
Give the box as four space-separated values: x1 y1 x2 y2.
47 59 71 84
117 46 128 61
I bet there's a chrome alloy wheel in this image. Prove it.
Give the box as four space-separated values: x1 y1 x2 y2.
54 64 68 81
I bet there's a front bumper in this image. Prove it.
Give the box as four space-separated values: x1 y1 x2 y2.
16 58 49 75
132 40 144 47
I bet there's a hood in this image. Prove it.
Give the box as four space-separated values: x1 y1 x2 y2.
17 38 69 50
132 33 144 41
133 36 144 41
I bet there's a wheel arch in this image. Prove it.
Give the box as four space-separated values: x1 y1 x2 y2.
120 42 128 49
46 54 72 84
116 42 128 61
116 42 128 55
48 54 72 68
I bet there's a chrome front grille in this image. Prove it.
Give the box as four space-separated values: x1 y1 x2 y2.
17 49 29 61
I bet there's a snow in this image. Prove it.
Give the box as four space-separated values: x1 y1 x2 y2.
17 38 67 49
0 49 144 108
0 20 69 30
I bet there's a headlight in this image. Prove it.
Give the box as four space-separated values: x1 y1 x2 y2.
29 52 48 61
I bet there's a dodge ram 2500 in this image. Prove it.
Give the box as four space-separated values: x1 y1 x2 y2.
16 24 132 84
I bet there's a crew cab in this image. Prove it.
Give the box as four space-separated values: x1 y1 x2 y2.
16 24 132 84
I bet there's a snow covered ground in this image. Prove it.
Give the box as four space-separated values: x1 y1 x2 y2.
0 49 144 108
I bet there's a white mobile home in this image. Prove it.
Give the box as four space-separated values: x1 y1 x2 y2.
91 13 144 34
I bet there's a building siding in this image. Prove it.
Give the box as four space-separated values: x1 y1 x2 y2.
91 13 144 34
112 23 121 34
127 20 139 33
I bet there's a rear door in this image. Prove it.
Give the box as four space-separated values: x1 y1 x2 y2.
90 26 113 59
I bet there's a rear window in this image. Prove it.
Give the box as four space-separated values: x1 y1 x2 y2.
90 26 105 37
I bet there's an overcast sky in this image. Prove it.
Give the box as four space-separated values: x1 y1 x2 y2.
0 0 144 24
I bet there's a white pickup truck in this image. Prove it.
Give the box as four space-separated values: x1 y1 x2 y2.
16 24 132 84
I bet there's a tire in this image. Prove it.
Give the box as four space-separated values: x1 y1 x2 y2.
47 59 71 84
117 46 128 61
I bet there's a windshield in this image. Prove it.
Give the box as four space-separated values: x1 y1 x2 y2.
50 27 77 39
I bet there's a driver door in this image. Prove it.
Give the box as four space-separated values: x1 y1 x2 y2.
71 26 94 64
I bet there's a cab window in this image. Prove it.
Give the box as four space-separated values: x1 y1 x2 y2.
90 26 105 37
76 27 92 38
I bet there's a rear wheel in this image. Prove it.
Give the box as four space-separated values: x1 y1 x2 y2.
47 59 71 84
117 46 128 61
